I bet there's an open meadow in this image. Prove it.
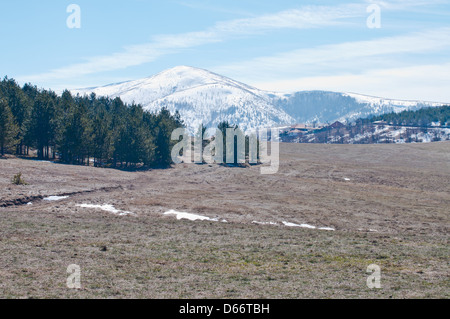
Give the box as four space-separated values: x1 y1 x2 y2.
0 142 449 298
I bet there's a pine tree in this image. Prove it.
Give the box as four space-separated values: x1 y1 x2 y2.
146 107 184 167
0 78 32 155
217 121 245 164
29 91 58 159
60 96 93 164
0 99 18 156
58 90 76 163
217 121 230 163
153 117 171 167
1 76 186 168
91 112 113 166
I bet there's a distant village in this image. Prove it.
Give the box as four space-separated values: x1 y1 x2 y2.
279 120 450 144
280 121 341 138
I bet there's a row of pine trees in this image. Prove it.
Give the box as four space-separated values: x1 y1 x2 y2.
0 77 183 168
370 105 450 127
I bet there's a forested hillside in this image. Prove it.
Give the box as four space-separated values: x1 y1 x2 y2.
281 105 450 145
0 77 184 168
371 105 450 127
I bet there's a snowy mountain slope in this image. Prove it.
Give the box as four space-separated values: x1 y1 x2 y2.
73 66 294 133
72 66 447 132
340 92 444 120
286 124 450 145
273 91 445 125
343 92 444 110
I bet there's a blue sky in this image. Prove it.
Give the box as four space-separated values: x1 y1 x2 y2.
1 0 449 101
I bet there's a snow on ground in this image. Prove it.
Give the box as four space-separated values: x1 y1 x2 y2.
358 228 379 233
252 221 278 226
282 221 335 231
163 209 227 222
344 125 450 144
76 204 135 216
43 196 69 201
163 213 337 231
283 221 316 229
318 227 336 231
164 210 335 230
343 92 443 109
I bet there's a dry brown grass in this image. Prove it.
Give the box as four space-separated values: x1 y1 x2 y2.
0 142 449 298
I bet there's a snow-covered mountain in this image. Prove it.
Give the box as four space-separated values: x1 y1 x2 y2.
274 91 444 125
73 66 293 133
72 66 446 133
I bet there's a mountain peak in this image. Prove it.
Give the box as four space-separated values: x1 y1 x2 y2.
148 65 224 86
152 65 208 78
72 67 444 133
159 65 207 73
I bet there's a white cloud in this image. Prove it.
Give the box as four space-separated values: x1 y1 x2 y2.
21 3 365 83
213 27 450 101
23 31 219 83
214 27 450 79
212 4 363 33
252 63 450 102
19 0 449 101
369 0 448 10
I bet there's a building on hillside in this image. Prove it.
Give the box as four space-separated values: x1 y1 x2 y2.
329 121 345 129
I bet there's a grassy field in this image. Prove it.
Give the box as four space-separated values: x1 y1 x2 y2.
0 142 449 298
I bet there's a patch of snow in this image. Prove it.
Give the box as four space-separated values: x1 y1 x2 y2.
252 221 278 226
164 209 224 222
282 221 316 229
282 221 335 231
43 196 69 201
358 228 379 233
318 227 336 231
344 178 351 181
76 204 135 216
27 202 33 205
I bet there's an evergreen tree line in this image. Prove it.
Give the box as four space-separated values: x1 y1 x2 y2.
370 105 450 127
0 77 183 168
280 106 450 145
192 121 260 165
216 121 260 165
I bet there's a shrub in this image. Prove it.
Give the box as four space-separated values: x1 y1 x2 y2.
11 172 28 185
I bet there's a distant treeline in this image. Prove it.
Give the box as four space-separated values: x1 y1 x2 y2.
281 105 450 145
0 77 184 168
370 105 450 127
